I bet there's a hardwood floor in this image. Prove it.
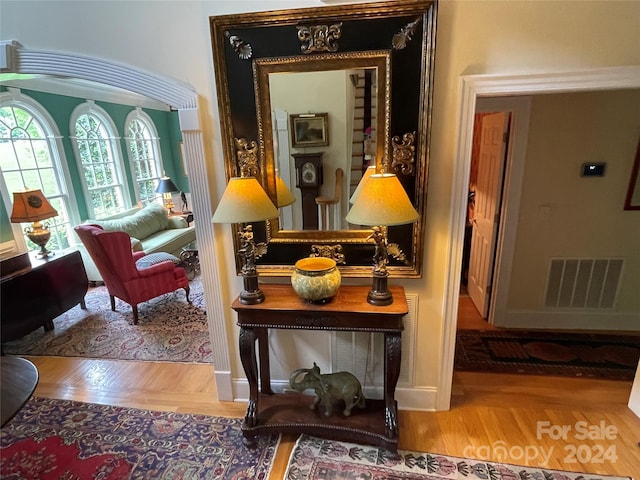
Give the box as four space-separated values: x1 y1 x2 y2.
25 355 640 478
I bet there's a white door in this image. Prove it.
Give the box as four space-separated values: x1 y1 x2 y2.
468 112 510 318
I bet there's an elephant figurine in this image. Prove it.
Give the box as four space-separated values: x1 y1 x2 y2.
289 363 366 417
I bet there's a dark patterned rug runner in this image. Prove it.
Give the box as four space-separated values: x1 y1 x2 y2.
455 330 640 380
0 397 279 479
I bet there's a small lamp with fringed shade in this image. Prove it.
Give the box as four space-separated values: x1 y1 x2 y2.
10 189 58 258
346 173 419 305
212 177 279 304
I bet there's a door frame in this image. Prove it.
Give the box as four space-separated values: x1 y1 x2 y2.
437 66 640 411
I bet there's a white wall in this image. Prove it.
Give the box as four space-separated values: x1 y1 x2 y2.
2 0 639 410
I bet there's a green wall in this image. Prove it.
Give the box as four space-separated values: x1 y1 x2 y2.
0 87 187 244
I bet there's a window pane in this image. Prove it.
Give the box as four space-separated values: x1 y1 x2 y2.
0 101 74 253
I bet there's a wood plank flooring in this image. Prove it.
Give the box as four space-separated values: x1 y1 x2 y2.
24 356 640 478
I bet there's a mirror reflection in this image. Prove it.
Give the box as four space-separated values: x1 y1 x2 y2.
268 67 379 231
254 52 389 239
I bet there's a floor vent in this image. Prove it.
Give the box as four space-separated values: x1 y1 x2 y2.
332 294 417 389
544 258 623 309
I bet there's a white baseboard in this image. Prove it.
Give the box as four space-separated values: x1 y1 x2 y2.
214 370 234 402
231 378 438 411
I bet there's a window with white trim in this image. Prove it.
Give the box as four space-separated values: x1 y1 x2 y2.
0 90 79 251
125 108 164 205
71 101 129 218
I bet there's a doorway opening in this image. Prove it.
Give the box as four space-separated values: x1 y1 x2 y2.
457 96 531 331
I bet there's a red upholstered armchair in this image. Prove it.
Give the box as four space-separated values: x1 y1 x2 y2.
74 224 190 324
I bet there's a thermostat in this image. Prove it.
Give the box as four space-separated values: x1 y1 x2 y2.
581 163 606 177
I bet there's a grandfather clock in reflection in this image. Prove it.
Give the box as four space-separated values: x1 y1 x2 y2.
293 152 323 230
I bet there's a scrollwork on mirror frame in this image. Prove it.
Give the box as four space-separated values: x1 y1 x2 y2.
310 244 346 265
226 32 253 60
391 132 416 176
392 18 422 50
297 23 343 53
235 138 259 177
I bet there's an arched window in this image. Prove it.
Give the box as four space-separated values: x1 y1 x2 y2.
0 89 79 252
71 101 129 218
125 108 163 204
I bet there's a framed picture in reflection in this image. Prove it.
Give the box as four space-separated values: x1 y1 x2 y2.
290 113 329 148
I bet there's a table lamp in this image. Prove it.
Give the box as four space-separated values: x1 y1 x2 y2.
345 173 419 305
156 175 179 213
212 177 279 304
10 189 58 258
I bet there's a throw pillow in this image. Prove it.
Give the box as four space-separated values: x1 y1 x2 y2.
135 252 182 270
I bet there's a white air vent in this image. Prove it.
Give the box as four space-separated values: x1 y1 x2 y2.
544 258 623 309
332 294 417 390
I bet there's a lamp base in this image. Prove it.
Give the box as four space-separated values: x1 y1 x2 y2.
240 271 265 305
26 224 54 259
367 271 393 306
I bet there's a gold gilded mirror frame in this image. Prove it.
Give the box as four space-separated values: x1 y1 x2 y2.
254 51 391 243
210 0 437 278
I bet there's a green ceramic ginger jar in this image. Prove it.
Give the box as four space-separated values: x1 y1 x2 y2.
291 257 341 304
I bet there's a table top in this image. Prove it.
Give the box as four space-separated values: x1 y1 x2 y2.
233 284 408 315
232 284 407 332
1 356 39 426
1 248 80 283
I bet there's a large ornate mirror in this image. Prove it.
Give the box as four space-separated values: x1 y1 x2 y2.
210 0 436 277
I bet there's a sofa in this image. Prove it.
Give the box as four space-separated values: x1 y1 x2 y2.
77 203 196 283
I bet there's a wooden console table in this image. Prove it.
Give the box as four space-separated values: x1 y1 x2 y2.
232 284 407 452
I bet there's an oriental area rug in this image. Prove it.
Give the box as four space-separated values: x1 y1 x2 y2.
284 435 632 480
455 329 640 380
0 397 279 480
1 276 212 363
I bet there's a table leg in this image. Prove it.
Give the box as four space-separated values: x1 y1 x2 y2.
384 332 402 438
239 327 259 427
257 328 273 395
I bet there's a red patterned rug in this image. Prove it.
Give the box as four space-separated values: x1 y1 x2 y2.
1 276 212 363
284 435 632 480
455 330 640 380
1 397 279 479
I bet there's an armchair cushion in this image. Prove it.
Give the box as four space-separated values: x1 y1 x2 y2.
135 252 182 270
